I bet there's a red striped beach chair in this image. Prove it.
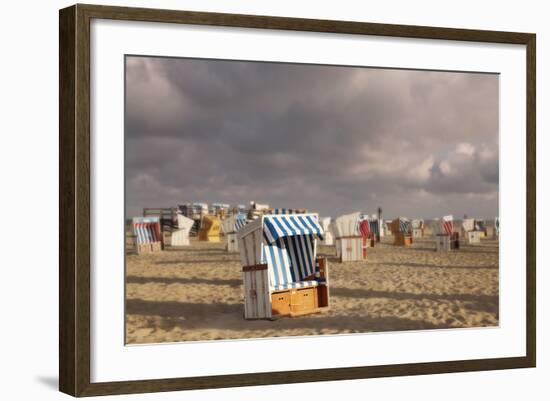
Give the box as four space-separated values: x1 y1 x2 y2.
132 217 162 254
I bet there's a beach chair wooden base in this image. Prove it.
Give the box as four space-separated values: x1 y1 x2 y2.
436 233 460 251
271 285 330 317
467 231 482 244
136 241 162 254
243 257 330 320
336 236 368 262
394 232 413 246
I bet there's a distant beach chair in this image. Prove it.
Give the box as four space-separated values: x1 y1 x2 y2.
332 212 369 262
132 217 162 254
411 219 424 238
170 214 194 246
320 217 334 246
461 218 482 244
198 215 221 242
369 215 381 243
238 213 329 319
435 215 460 251
494 217 500 239
221 213 248 252
391 217 413 246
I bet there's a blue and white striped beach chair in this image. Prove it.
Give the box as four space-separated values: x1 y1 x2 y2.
238 213 329 319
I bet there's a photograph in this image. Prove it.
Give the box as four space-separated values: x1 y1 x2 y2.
124 56 500 344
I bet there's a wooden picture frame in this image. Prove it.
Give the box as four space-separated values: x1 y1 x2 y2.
59 3 536 397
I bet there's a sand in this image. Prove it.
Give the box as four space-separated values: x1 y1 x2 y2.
125 236 499 344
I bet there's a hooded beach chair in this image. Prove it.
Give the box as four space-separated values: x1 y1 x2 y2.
475 219 488 237
198 215 221 242
369 215 381 243
132 216 162 254
411 219 424 238
435 215 459 251
495 217 500 238
359 215 375 247
238 213 329 319
461 218 482 244
170 214 194 246
221 213 248 252
331 212 369 262
320 217 334 246
391 217 413 246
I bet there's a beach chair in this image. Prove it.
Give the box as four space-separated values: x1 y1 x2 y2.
238 213 329 319
221 213 248 252
435 215 460 251
331 212 369 262
391 217 413 246
475 219 488 237
132 217 162 254
369 215 381 243
320 217 334 246
198 215 221 242
170 214 194 246
461 218 482 244
411 219 424 238
359 215 375 247
494 217 500 239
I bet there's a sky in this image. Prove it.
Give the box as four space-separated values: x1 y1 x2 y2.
125 56 499 220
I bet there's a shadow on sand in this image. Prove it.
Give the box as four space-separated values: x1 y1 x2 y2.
126 275 242 287
126 298 453 333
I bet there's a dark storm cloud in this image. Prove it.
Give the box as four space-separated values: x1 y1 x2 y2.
125 56 499 219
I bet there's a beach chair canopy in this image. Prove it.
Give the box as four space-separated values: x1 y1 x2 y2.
475 219 486 231
411 219 424 230
331 212 361 237
358 217 371 238
260 214 324 291
441 215 454 235
201 215 220 233
133 217 161 245
262 214 324 243
391 217 411 233
175 214 194 231
462 218 475 232
221 213 247 234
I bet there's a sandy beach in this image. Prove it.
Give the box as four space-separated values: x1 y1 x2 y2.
125 236 498 344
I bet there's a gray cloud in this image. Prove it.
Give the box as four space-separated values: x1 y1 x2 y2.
125 56 499 219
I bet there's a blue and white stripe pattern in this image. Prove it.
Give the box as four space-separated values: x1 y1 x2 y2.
234 213 247 231
260 214 324 291
263 214 324 243
399 218 411 233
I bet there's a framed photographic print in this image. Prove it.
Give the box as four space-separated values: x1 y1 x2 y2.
59 4 536 397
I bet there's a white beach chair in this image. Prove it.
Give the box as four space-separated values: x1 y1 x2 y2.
411 219 424 238
331 212 369 262
221 213 248 252
320 217 334 246
238 213 329 319
170 214 194 246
